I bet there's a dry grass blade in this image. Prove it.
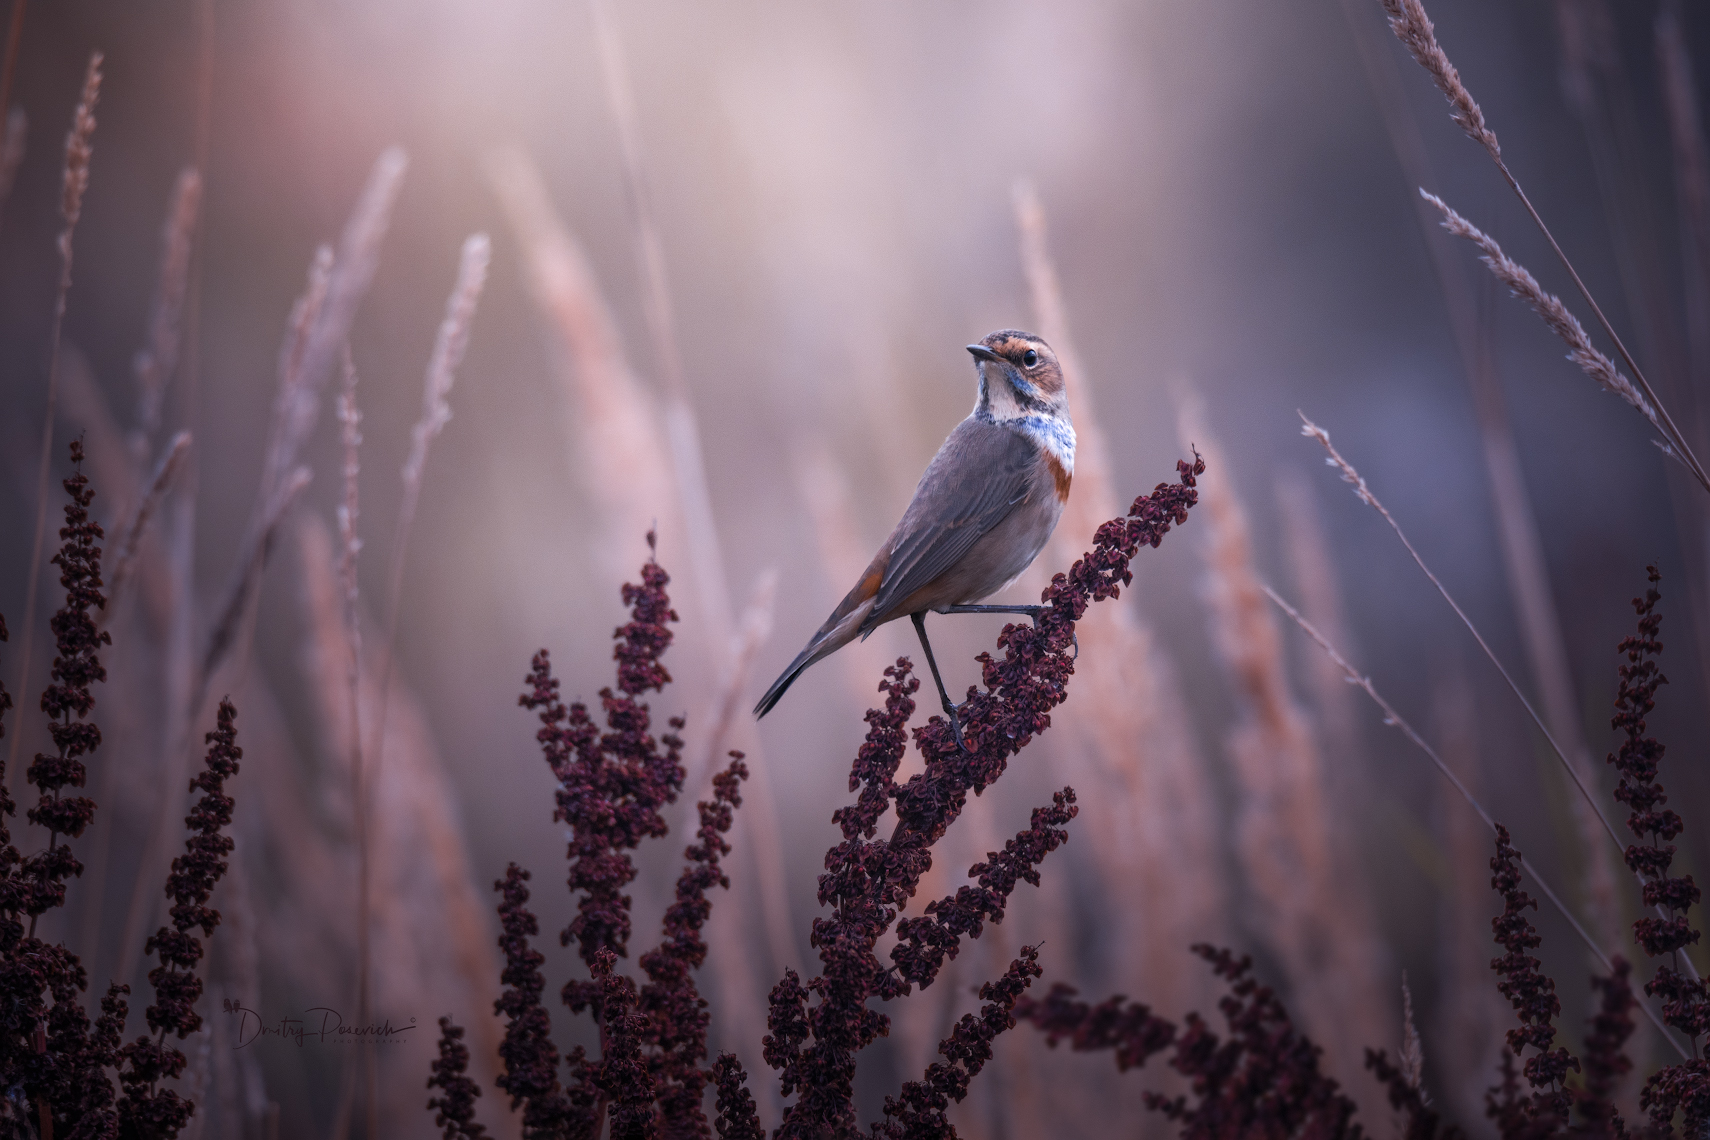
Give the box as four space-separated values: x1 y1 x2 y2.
134 167 202 446
57 51 99 236
1419 192 1666 440
1398 974 1426 1098
263 147 406 502
1339 0 1621 943
370 233 489 776
591 0 735 650
688 568 776 798
333 348 382 1140
266 244 334 479
485 146 678 581
198 465 312 706
1379 0 1499 161
116 477 201 993
10 50 102 803
1263 584 1688 1060
400 234 488 493
1384 0 1707 491
1274 472 1361 772
1302 410 1673 964
103 429 191 617
1299 414 1632 850
338 351 362 647
590 0 682 402
205 148 405 704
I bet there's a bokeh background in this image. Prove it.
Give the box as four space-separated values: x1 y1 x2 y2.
2 0 1708 1135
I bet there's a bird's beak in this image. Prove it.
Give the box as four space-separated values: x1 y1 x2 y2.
966 344 1004 365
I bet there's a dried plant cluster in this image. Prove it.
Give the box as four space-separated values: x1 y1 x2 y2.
0 444 243 1138
422 533 1708 1140
425 460 1212 1138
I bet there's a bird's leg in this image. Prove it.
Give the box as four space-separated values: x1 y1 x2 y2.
911 612 971 753
940 603 1077 659
941 603 1046 621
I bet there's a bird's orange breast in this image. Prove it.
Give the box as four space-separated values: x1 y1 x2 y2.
1044 452 1072 503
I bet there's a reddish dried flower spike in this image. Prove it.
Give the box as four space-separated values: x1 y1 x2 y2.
520 552 685 977
23 441 112 918
498 546 749 1138
891 789 1076 988
451 455 1203 1140
116 697 243 1138
1022 945 1361 1139
1601 569 1710 1135
1014 983 1175 1072
711 1054 763 1140
637 755 748 1137
1486 824 1576 1133
1576 958 1634 1137
426 1017 489 1139
767 457 1203 1137
491 863 575 1132
874 946 1044 1138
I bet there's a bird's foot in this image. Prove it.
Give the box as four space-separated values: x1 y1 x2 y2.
942 700 973 754
1010 605 1077 658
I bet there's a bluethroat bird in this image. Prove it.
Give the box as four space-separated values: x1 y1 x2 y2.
754 330 1074 749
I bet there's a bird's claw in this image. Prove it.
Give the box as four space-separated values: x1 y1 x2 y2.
1021 606 1076 659
942 701 973 754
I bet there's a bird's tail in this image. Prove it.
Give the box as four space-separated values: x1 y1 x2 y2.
755 552 887 719
752 595 877 718
752 643 820 719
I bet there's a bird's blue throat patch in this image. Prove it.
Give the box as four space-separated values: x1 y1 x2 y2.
1016 414 1075 472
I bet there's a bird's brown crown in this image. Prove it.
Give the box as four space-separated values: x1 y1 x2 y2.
976 330 1065 397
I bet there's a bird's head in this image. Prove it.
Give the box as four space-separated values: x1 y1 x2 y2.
966 330 1069 425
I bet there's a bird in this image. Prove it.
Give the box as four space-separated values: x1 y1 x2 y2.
753 329 1074 749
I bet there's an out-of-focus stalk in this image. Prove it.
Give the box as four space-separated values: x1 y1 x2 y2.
10 52 102 805
1185 402 1394 1112
1014 182 1224 1018
1338 0 1621 945
487 147 800 987
297 516 512 1138
1429 669 1510 1126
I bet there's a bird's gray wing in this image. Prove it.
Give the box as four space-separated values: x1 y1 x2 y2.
862 418 1037 631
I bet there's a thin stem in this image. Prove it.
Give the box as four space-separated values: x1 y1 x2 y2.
1301 414 1704 985
1263 584 1689 1061
1300 416 1621 845
1493 159 1710 493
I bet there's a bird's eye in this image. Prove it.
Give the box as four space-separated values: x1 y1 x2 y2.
1022 350 1039 367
